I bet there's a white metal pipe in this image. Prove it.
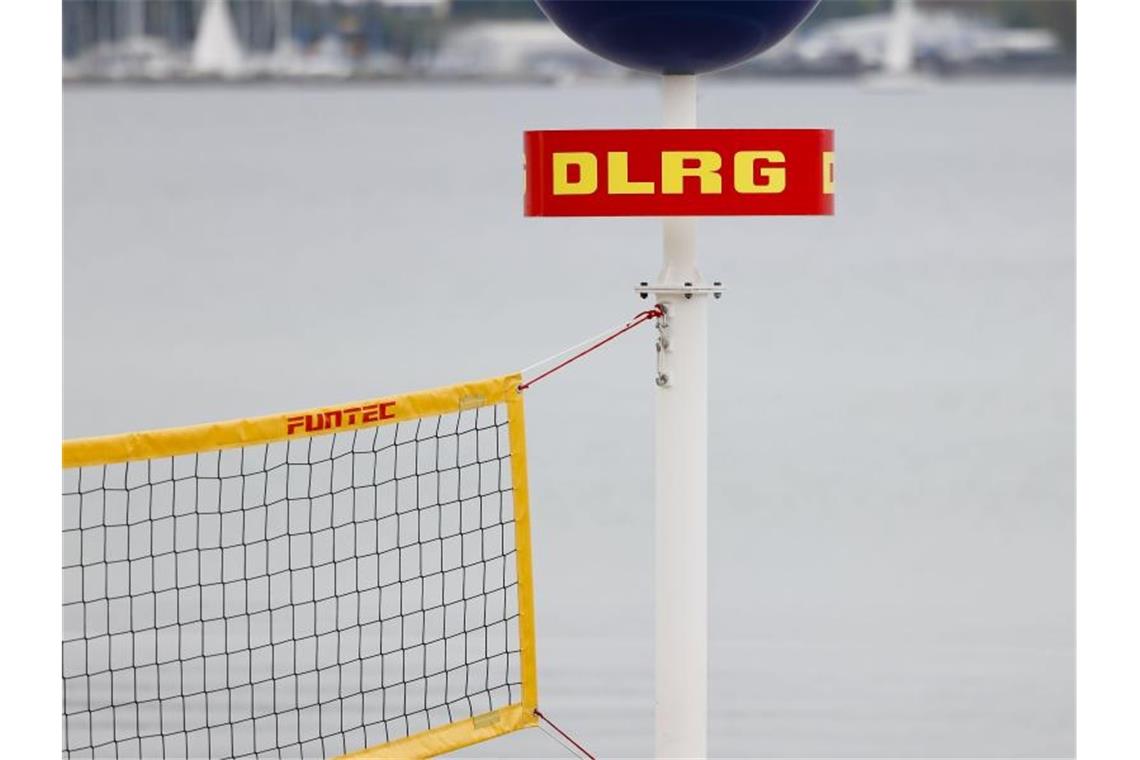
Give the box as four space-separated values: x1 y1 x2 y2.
655 73 708 759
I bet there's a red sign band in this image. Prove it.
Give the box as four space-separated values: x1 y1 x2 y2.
524 129 833 217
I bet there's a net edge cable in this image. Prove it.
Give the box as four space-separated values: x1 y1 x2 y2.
61 372 541 759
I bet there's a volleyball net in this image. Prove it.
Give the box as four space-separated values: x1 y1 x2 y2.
62 374 538 759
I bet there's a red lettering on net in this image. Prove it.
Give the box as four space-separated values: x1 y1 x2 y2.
286 400 397 436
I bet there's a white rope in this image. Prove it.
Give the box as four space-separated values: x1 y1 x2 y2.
538 721 590 759
520 312 655 377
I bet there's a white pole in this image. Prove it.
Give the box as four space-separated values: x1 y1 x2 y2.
655 73 707 759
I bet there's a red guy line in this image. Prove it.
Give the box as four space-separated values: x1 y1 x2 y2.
535 708 598 760
518 307 664 392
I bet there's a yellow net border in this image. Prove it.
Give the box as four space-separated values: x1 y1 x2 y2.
62 374 539 759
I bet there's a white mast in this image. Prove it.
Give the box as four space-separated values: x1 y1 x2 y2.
274 0 299 58
117 0 148 70
884 0 917 76
271 0 302 74
125 0 146 44
655 73 708 759
192 0 245 77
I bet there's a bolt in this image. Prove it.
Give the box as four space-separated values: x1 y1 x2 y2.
656 373 669 387
684 281 693 300
713 281 723 300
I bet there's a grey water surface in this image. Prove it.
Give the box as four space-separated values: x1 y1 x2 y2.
65 80 1074 758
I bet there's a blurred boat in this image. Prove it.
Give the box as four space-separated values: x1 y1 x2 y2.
864 0 932 91
791 6 1062 77
429 21 625 82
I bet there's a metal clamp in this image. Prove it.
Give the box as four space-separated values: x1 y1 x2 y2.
655 304 670 387
636 281 725 300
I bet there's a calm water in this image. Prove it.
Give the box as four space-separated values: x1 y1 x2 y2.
65 81 1074 758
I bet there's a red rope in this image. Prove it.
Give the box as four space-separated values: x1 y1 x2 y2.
535 709 597 760
518 307 663 392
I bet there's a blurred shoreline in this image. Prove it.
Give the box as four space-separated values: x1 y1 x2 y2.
61 70 1076 90
63 1 1074 86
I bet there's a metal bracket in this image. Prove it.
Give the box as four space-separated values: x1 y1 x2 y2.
636 281 725 300
637 281 724 388
655 305 670 387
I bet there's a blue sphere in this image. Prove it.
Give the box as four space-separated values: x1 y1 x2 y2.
534 0 820 75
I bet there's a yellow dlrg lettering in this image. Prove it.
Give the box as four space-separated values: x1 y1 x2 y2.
607 152 655 194
822 151 835 194
552 152 598 195
661 151 722 195
734 151 786 194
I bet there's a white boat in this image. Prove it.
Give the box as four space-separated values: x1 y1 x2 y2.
191 0 247 78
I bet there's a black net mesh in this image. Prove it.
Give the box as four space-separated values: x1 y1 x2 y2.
62 404 524 759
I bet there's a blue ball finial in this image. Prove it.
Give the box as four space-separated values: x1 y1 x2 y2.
534 0 821 75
